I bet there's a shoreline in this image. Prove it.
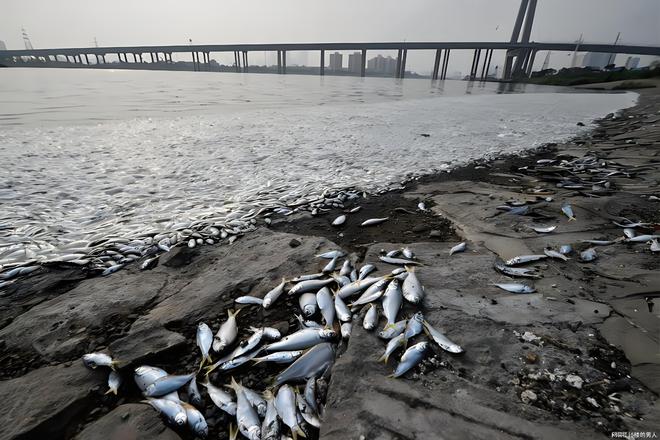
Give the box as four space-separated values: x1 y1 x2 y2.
0 85 658 439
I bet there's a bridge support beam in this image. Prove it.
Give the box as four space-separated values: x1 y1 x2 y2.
432 49 441 80
395 49 402 78
399 49 407 78
320 49 325 76
361 49 366 77
441 49 450 79
282 50 286 74
276 51 281 74
243 51 248 73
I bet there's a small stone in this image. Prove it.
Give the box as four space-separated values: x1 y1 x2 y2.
577 122 585 126
288 238 301 248
587 397 599 408
429 230 443 238
525 352 538 364
412 224 430 233
521 389 537 403
565 373 584 389
521 331 541 343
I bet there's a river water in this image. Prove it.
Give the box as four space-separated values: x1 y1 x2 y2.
0 68 637 266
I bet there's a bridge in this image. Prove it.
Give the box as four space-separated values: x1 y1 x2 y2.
1 0 659 80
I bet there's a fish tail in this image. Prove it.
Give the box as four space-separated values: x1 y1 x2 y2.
104 387 117 396
110 360 119 371
228 423 238 440
569 217 576 222
228 308 241 319
227 376 240 391
251 357 265 365
204 363 219 376
378 353 389 363
293 425 307 439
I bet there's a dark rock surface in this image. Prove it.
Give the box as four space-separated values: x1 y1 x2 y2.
74 404 181 440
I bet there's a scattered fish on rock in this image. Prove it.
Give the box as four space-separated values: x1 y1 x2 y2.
361 217 389 227
449 242 466 255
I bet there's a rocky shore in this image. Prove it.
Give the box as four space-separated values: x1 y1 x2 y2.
1 86 659 440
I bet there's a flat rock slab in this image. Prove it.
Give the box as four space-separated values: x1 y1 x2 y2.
74 404 181 440
0 362 105 440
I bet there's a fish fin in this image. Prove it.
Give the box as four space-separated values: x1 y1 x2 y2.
204 363 219 376
568 217 576 222
228 423 238 440
404 265 415 273
104 387 117 396
110 360 120 371
228 308 241 319
251 357 265 365
293 426 307 440
227 376 240 391
386 374 396 378
378 353 389 363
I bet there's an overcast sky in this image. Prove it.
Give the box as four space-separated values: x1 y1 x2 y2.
2 0 659 73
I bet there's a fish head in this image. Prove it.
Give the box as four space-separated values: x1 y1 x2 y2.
303 305 315 317
226 402 237 416
247 426 261 440
174 411 187 426
319 329 336 339
411 312 424 323
82 354 98 368
262 297 272 308
193 419 209 438
417 342 429 352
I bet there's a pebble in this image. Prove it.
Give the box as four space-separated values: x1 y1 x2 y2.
521 389 537 403
288 239 301 248
565 373 584 389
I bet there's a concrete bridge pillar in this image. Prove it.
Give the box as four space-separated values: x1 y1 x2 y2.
441 49 450 79
320 50 325 76
432 49 441 80
282 50 286 74
395 49 402 78
84 54 89 65
243 51 248 73
361 49 366 77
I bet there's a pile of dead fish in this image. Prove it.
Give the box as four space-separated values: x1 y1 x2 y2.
82 247 463 439
0 188 371 290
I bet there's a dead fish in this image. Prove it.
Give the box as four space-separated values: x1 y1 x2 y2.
561 202 576 221
339 260 353 277
386 249 402 258
289 278 334 295
358 264 376 279
213 309 241 353
628 234 660 243
262 327 281 340
379 255 420 266
349 277 389 307
290 273 324 282
227 378 261 440
334 293 352 322
299 292 318 317
404 312 424 340
423 320 464 353
401 268 424 304
349 206 361 213
101 264 124 276
494 259 540 278
581 239 615 246
106 370 121 395
144 373 195 397
274 343 335 386
196 322 214 367
362 303 378 330
275 385 305 439
253 351 303 365
242 385 267 418
531 225 557 233
391 341 427 378
378 319 406 339
83 352 117 370
544 248 569 261
304 377 318 414
559 244 573 255
418 202 427 211
361 217 388 227
331 215 346 226
316 250 345 259
144 397 187 427
261 390 280 440
134 365 167 391
201 380 237 416
322 256 339 273
623 228 636 239
449 242 466 255
651 239 660 253
264 328 335 352
140 256 159 270
181 402 209 438
505 255 547 266
262 278 286 309
296 388 321 429
379 333 406 363
235 296 264 305
382 279 403 324
316 287 336 327
187 376 203 407
341 322 352 339
492 283 536 294
580 248 598 262
337 276 382 299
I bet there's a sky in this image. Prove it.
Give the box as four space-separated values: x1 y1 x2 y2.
2 0 659 74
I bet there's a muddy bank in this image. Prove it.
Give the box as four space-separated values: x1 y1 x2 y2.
0 88 659 440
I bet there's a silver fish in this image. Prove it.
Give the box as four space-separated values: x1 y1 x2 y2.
187 376 203 407
493 283 536 294
304 377 318 414
404 312 424 340
418 202 426 211
358 264 376 280
379 255 420 266
423 320 464 353
341 322 352 339
402 247 415 259
144 373 195 397
350 277 390 307
322 255 338 273
334 293 352 322
544 248 569 261
101 264 124 276
531 225 557 233
581 239 615 246
449 242 466 255
290 273 324 282
227 378 261 440
331 215 346 226
379 333 406 363
362 303 378 331
289 278 334 295
623 228 636 239
561 202 576 221
386 249 402 258
330 273 351 287
378 320 407 339
401 269 424 304
392 341 428 377
299 292 318 317
493 258 540 278
106 370 121 395
651 239 660 253
262 327 281 340
274 343 335 386
580 247 598 262
295 314 323 329
382 279 403 324
275 385 305 439
361 217 389 226
213 309 240 353
339 260 352 277
264 328 335 352
349 206 362 213
296 389 321 428
263 278 286 309
316 250 345 259
559 244 573 255
144 397 187 427
181 402 209 438
337 276 381 299
140 256 159 270
261 390 280 440
253 350 303 365
82 352 116 370
505 255 547 266
316 287 336 327
235 296 264 305
243 386 267 418
628 234 660 243
134 365 167 391
197 322 213 366
202 380 237 416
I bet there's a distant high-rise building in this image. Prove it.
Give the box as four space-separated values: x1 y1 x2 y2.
582 52 611 69
367 55 397 75
347 51 363 74
0 40 6 51
329 52 343 71
625 56 640 70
